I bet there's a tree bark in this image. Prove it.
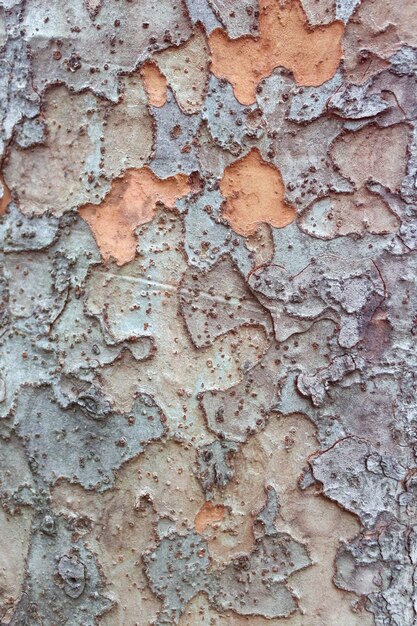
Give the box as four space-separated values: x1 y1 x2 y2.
0 1 416 624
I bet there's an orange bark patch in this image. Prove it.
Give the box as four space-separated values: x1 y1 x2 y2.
0 173 11 215
195 501 226 534
209 0 344 105
220 148 296 236
79 167 190 265
140 60 167 107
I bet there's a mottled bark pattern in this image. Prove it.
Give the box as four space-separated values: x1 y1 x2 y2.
0 1 416 624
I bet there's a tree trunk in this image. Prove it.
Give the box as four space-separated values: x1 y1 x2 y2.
0 1 416 624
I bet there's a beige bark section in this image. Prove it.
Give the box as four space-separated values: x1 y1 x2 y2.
100 74 154 179
51 470 161 626
51 438 212 624
195 502 226 534
300 0 336 25
4 75 153 216
300 123 410 238
299 188 399 238
343 0 417 83
194 414 373 625
4 86 96 216
0 508 33 624
220 148 296 236
331 124 410 193
98 324 269 438
155 26 210 114
209 0 344 105
85 211 270 441
124 439 204 531
0 437 35 623
50 413 372 625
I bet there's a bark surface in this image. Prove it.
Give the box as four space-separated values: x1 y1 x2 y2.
0 1 416 624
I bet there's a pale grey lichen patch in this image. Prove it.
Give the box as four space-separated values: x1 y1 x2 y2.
208 0 259 38
335 521 417 626
203 75 265 156
14 118 46 148
145 486 310 624
196 439 238 494
12 383 167 491
144 530 211 625
21 0 192 101
249 254 385 348
10 514 112 626
185 0 221 34
390 46 417 77
296 354 359 407
0 35 40 159
328 81 390 119
401 124 417 203
335 0 361 22
254 484 279 537
150 91 200 177
310 437 404 525
0 204 59 252
181 186 253 274
288 71 343 123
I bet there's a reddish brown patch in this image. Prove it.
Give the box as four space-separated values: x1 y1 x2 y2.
0 173 11 215
79 167 190 265
195 501 226 534
140 60 167 107
220 148 296 236
209 0 344 105
362 310 392 363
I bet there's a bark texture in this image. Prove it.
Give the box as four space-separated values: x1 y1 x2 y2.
0 1 416 624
